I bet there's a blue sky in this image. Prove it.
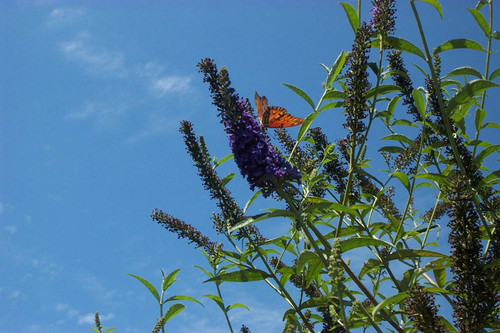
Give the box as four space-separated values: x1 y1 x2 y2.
1 1 498 333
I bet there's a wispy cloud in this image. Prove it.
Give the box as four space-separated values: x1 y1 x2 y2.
77 272 117 303
60 33 127 78
56 303 115 326
153 76 192 97
67 101 127 127
32 258 61 281
126 113 180 144
3 225 18 235
49 8 193 141
78 312 115 325
48 7 86 27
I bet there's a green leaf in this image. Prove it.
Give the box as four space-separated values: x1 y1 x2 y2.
386 95 400 115
128 274 160 304
165 295 203 306
303 201 357 216
282 83 315 109
365 85 401 100
372 292 408 317
386 249 448 261
381 133 417 148
412 89 426 120
475 108 486 131
445 66 483 79
214 153 233 167
104 329 116 333
203 294 225 311
339 2 359 33
468 8 490 38
415 0 443 18
299 297 333 310
162 303 185 324
378 146 405 154
228 209 296 233
296 250 323 278
493 30 500 40
371 36 425 59
414 172 449 186
447 79 499 115
393 171 410 192
340 237 393 253
243 190 261 213
162 268 181 292
319 101 344 111
323 89 348 100
221 172 235 186
359 258 382 278
193 265 214 279
226 303 250 312
205 268 270 283
433 268 446 288
490 67 500 80
91 328 100 333
484 122 500 130
325 51 347 87
305 259 323 287
479 170 500 188
297 112 320 143
475 144 500 164
434 38 486 54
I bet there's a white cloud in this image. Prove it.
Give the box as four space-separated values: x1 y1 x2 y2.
31 258 61 280
8 290 21 299
60 33 127 77
78 312 114 325
56 303 114 326
48 7 85 26
3 225 17 235
50 11 192 140
126 114 179 144
153 76 192 97
47 192 63 202
67 101 127 128
77 272 117 302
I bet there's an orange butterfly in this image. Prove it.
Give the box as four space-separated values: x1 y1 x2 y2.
255 92 305 128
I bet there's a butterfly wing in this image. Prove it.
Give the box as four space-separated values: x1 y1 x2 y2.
254 92 269 127
255 91 304 128
267 106 305 128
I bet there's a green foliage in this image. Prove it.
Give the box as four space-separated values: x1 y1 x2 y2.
154 1 499 332
127 269 201 333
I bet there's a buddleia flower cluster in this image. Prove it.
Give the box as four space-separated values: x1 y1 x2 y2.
197 58 301 197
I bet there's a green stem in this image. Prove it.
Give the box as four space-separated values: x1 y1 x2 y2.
410 0 494 244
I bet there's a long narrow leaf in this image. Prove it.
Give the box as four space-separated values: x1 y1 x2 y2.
205 268 270 283
340 237 393 252
282 83 315 109
467 8 490 38
165 295 203 306
434 38 486 53
372 292 408 317
447 79 499 115
162 303 185 324
128 274 160 304
415 0 443 18
339 2 359 33
371 37 425 59
162 268 181 292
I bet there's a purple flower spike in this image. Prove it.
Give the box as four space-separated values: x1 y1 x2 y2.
197 58 300 197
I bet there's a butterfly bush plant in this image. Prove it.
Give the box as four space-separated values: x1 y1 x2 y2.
153 0 499 332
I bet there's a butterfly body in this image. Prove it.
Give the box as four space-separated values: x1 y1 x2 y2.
255 92 304 128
